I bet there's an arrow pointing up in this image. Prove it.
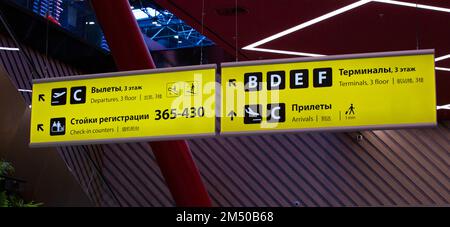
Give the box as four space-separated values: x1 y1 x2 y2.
227 110 237 121
38 94 45 102
37 124 44 132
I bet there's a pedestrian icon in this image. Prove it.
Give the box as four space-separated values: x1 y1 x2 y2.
50 118 66 136
185 81 199 96
244 104 262 124
190 83 196 94
51 88 67 105
345 104 355 115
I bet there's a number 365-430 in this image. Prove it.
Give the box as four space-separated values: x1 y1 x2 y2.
154 107 205 120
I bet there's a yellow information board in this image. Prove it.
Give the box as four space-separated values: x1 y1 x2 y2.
30 65 216 147
30 50 437 146
221 50 436 135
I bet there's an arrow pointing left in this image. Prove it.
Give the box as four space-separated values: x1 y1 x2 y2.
228 79 236 87
37 124 44 132
38 94 45 102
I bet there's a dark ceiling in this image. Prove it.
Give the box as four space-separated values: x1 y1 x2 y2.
154 0 450 60
155 0 450 117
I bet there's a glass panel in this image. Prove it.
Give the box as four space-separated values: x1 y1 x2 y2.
10 0 214 51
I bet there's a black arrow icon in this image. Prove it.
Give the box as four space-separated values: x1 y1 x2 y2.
37 124 44 132
38 94 45 102
227 110 237 121
228 79 236 87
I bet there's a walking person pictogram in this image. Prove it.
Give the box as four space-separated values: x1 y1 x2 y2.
191 83 196 94
346 104 355 115
184 81 199 96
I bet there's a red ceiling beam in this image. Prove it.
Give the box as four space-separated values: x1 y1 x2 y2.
90 0 212 207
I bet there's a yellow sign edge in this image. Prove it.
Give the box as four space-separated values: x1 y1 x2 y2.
221 49 435 68
33 64 217 84
219 122 437 136
29 133 215 148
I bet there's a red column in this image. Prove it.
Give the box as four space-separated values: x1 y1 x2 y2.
90 0 212 207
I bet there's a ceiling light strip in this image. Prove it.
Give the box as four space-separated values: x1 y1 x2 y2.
0 47 20 51
435 54 450 62
243 49 450 69
373 0 450 13
247 47 324 57
243 0 450 57
437 104 450 110
435 67 450 72
242 0 372 50
18 89 32 92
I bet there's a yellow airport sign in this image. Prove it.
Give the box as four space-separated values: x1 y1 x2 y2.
30 65 216 147
221 50 437 135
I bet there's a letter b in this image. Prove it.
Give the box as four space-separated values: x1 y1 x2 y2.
244 72 262 91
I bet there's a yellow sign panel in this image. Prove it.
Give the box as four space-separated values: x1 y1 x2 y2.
221 50 436 135
30 65 216 147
